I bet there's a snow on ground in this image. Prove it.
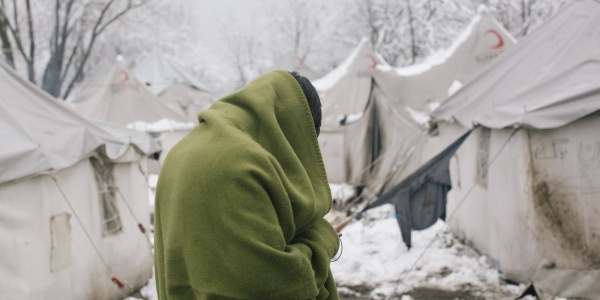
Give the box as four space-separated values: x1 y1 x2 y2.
331 204 523 299
128 184 524 300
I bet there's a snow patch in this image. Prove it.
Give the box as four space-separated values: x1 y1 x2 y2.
428 102 441 113
447 80 463 97
331 204 523 298
330 183 355 203
127 118 195 133
405 107 430 124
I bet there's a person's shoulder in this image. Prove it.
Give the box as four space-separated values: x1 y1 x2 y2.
172 132 271 170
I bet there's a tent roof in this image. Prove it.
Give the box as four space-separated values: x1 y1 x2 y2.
0 62 160 184
374 6 516 113
432 0 600 129
313 38 376 92
313 39 378 128
70 62 190 126
132 51 212 95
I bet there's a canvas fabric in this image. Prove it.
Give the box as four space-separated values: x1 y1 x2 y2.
433 0 600 129
70 62 189 126
0 62 159 184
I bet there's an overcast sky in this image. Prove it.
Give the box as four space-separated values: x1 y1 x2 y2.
189 0 273 49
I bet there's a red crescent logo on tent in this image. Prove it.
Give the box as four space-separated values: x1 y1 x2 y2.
119 70 129 83
365 54 377 69
485 29 504 49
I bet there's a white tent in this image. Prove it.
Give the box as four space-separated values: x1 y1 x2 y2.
314 7 515 201
69 60 193 164
132 51 216 122
69 61 190 126
313 39 378 186
268 51 322 80
0 61 159 299
432 0 600 297
374 5 516 114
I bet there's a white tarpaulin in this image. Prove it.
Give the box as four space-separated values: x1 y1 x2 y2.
132 51 215 121
0 61 156 299
433 0 600 129
314 39 377 184
314 7 514 194
69 61 190 126
430 1 600 297
131 50 211 95
0 62 159 184
375 6 516 114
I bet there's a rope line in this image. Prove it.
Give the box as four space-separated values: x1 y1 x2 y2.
136 160 153 190
115 187 154 250
385 127 520 299
53 174 141 292
52 175 111 270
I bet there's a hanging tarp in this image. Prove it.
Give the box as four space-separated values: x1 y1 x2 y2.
357 130 472 248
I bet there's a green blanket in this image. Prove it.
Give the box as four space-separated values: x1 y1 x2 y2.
154 70 340 299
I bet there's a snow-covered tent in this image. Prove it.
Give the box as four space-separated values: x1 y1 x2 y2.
132 51 216 122
313 39 378 186
314 7 514 201
0 61 159 299
374 6 516 113
431 0 600 297
69 61 190 125
69 60 193 164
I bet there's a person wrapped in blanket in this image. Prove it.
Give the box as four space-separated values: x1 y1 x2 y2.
154 70 340 300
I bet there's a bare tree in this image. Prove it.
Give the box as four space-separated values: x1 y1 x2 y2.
353 0 406 65
405 0 418 64
0 0 14 68
266 0 324 62
223 26 263 90
483 0 571 39
0 0 36 81
0 0 146 98
351 0 470 66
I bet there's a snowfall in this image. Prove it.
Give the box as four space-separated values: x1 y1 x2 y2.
125 181 541 300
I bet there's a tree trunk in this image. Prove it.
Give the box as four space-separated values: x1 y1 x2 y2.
41 57 63 97
0 11 14 68
24 0 35 83
406 0 417 64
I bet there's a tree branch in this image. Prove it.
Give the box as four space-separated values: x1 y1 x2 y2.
3 0 29 63
62 0 147 98
0 0 15 67
97 2 145 35
24 0 35 82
